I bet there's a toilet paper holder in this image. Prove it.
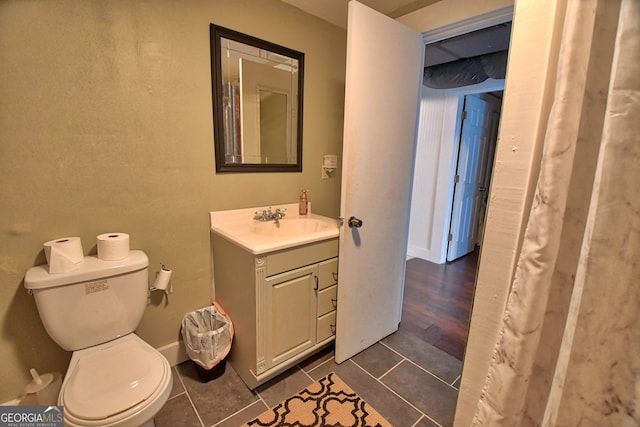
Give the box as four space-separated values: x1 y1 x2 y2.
149 263 173 295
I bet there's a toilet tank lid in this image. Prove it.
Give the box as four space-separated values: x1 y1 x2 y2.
24 250 149 290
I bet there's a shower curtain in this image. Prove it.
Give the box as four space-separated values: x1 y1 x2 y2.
473 0 639 425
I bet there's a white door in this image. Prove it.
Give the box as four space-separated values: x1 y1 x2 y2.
335 1 423 363
447 94 499 261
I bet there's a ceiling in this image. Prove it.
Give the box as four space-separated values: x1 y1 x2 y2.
281 0 512 68
280 0 441 29
424 22 511 67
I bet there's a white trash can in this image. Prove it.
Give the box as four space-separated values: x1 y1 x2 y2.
181 302 234 381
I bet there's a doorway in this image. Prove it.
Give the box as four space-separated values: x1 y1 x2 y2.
405 19 511 362
408 23 510 265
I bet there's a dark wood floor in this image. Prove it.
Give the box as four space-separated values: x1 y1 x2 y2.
401 248 478 361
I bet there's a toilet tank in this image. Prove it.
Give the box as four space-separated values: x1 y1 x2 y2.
24 250 149 351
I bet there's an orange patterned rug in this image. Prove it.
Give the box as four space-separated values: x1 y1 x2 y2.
243 372 393 427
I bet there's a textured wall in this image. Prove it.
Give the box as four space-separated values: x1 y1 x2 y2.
0 0 345 403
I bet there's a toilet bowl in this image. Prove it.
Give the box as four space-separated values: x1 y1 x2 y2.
24 250 172 426
59 334 172 427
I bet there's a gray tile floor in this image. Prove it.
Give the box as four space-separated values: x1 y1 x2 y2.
156 327 462 427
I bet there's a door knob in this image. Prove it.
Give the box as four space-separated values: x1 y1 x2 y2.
348 216 363 228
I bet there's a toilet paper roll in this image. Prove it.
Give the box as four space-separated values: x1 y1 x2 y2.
43 237 84 274
153 267 172 291
97 233 130 261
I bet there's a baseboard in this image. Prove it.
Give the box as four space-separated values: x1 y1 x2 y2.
407 245 446 264
407 245 430 261
1 399 21 406
158 340 189 367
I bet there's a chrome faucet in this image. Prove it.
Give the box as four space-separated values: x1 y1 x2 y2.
254 207 287 224
273 208 286 222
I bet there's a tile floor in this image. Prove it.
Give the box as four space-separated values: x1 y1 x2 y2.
155 326 462 427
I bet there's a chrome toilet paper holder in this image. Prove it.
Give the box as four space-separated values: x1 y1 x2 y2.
149 263 173 295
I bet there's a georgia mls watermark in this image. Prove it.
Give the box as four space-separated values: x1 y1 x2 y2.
0 406 63 427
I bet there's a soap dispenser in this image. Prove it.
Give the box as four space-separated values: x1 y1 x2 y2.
299 190 309 215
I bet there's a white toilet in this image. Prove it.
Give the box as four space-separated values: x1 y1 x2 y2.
25 250 173 427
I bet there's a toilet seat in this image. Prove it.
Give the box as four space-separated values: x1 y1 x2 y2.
60 334 172 427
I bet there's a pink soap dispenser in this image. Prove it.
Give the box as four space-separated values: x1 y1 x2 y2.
299 190 308 215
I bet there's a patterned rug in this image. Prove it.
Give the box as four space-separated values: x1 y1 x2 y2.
243 372 393 427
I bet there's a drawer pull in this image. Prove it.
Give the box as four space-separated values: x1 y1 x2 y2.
330 324 336 334
332 272 338 282
331 298 337 308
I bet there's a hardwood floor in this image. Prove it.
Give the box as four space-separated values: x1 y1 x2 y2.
401 248 478 361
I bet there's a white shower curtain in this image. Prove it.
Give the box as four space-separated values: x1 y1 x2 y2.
473 0 639 425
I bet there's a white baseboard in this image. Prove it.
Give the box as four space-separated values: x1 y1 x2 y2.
407 244 447 264
407 245 431 262
157 340 189 367
2 399 21 406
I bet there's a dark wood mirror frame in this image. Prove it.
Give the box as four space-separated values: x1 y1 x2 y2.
210 24 304 173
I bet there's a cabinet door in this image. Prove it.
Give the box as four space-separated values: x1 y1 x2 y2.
264 265 317 369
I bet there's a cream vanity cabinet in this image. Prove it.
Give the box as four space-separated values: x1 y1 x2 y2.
212 234 338 389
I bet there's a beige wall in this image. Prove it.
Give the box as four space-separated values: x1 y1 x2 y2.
0 0 346 403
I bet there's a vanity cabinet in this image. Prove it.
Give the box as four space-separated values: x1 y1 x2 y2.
212 234 338 389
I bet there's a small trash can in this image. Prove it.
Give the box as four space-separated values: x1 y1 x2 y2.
181 302 234 382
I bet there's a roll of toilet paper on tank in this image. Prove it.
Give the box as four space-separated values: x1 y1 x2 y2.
43 237 84 274
96 233 130 261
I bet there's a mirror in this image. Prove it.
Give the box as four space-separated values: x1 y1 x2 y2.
210 24 304 172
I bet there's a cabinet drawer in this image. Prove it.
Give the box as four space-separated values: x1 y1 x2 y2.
265 239 338 276
317 285 337 317
317 311 336 342
318 258 338 290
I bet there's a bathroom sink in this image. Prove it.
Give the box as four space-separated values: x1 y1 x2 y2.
250 218 331 238
210 204 340 254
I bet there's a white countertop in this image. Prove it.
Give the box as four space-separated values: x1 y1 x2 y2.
209 204 340 255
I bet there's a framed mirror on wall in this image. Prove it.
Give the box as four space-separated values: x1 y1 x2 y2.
210 24 304 173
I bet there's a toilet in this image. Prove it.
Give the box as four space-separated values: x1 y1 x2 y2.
25 250 173 427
